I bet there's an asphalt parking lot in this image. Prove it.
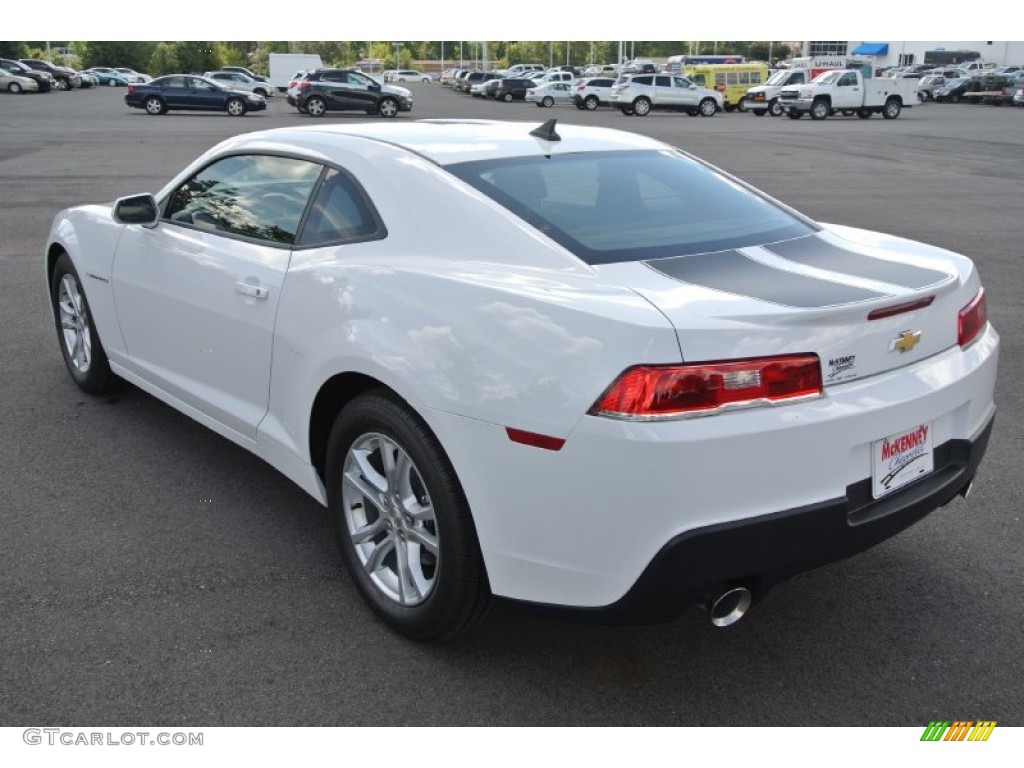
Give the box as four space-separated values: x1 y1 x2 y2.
1 84 1022 726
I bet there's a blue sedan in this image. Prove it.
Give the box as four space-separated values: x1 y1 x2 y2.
125 75 266 116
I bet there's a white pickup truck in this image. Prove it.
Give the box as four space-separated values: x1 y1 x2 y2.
778 69 919 120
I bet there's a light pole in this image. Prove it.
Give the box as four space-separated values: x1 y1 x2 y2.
393 42 403 69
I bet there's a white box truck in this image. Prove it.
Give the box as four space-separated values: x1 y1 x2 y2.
269 53 324 92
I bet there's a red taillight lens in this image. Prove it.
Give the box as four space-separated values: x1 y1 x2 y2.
299 81 311 90
958 287 987 347
127 85 136 94
591 355 823 420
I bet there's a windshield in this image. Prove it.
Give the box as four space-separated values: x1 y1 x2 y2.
765 70 791 85
446 150 814 265
812 71 842 85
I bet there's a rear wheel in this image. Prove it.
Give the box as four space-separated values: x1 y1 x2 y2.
50 253 117 395
542 96 554 107
698 98 717 117
327 392 490 641
857 109 873 119
737 97 749 112
584 95 599 110
619 107 634 115
305 96 327 116
225 97 247 116
144 96 165 115
788 110 803 119
632 96 651 116
107 79 118 87
378 97 399 118
502 92 512 102
882 98 901 119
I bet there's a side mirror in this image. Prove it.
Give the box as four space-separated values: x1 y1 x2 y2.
113 193 159 228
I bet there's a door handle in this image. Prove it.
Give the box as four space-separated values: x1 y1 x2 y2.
235 281 268 299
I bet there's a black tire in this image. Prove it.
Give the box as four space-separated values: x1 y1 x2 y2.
686 108 699 116
584 95 599 110
882 98 901 119
50 253 117 395
55 77 69 91
9 82 22 94
542 96 554 107
752 109 766 116
841 109 856 116
768 98 783 117
632 96 651 116
698 97 717 117
225 97 247 117
788 110 803 119
378 97 399 118
502 92 512 102
810 100 830 120
857 109 873 119
723 104 735 112
736 97 748 112
619 107 633 115
254 88 268 97
144 96 165 115
305 95 328 117
326 391 490 641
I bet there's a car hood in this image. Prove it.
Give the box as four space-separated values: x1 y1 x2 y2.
593 225 976 386
383 83 411 97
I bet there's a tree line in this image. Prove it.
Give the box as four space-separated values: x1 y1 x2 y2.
2 41 797 75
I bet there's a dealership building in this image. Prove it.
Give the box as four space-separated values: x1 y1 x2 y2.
802 41 1024 68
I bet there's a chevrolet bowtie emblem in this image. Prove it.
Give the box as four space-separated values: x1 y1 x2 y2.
889 330 922 353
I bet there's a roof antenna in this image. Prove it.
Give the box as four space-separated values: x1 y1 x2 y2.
529 119 561 142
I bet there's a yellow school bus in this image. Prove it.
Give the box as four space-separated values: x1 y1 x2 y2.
683 63 770 111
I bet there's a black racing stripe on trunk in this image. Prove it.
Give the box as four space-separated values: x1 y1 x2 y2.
645 250 888 308
767 235 949 289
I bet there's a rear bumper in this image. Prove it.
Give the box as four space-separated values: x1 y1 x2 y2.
510 415 993 624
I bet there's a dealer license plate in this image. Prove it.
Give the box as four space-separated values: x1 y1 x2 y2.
871 422 934 499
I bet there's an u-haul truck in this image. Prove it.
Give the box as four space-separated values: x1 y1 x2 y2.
745 56 863 116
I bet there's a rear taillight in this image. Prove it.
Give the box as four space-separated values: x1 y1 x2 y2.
591 355 823 420
127 85 136 94
299 81 311 90
958 287 987 347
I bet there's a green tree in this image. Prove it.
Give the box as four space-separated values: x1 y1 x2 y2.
0 41 28 58
148 42 179 76
82 41 155 71
172 41 221 74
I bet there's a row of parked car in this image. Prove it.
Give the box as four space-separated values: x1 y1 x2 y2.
441 65 726 116
0 57 154 93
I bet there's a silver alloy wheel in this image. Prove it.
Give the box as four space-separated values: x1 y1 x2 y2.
145 97 163 115
633 97 651 115
699 98 717 116
56 78 68 91
342 432 439 606
108 79 118 87
306 96 326 116
585 95 598 110
378 97 399 117
58 274 92 374
542 96 554 107
9 82 21 93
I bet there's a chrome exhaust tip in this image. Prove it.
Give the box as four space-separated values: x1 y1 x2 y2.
708 586 753 628
959 478 975 501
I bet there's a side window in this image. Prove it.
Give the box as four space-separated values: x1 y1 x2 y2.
297 169 382 246
655 75 670 87
838 73 857 86
162 76 187 88
634 75 653 86
673 77 690 88
690 74 706 86
792 72 805 85
166 155 322 245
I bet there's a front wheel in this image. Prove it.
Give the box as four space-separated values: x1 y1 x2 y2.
882 98 901 119
225 97 247 116
55 78 69 91
810 100 830 120
698 98 717 117
737 97 748 112
51 253 117 395
9 82 22 94
107 80 118 87
326 392 490 641
542 96 554 107
788 110 803 119
768 98 783 117
378 97 399 118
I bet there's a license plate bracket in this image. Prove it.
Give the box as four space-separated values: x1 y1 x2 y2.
872 422 934 499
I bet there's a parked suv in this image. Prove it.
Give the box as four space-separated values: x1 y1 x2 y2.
19 58 80 90
610 73 723 116
490 77 536 101
573 77 616 110
456 71 500 93
290 68 412 117
0 58 54 92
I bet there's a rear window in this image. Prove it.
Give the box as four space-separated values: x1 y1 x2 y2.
445 150 815 264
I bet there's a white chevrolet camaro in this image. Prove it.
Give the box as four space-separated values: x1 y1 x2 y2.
45 119 998 639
